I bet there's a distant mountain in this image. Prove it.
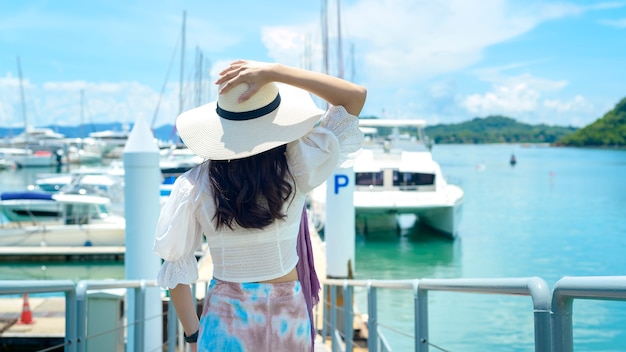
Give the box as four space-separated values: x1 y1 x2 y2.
0 123 178 143
424 115 577 144
556 97 626 147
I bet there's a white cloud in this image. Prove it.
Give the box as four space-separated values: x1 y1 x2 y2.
261 27 306 68
341 0 589 87
543 95 590 113
460 73 597 126
0 73 184 128
599 18 626 28
462 82 543 116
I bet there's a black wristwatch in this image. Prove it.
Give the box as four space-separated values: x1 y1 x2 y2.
184 329 199 343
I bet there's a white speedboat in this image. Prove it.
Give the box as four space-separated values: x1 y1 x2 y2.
1 148 61 167
0 192 125 246
159 145 204 177
309 119 464 238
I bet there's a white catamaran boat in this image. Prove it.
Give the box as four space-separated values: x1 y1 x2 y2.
309 119 464 238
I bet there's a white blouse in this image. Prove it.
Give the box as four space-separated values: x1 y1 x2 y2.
153 106 363 288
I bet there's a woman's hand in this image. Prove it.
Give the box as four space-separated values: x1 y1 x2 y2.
189 342 197 352
215 60 276 102
215 59 366 116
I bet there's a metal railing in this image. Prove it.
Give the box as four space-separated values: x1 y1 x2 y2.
320 276 626 352
0 279 209 352
551 276 626 352
1 276 625 352
0 280 76 352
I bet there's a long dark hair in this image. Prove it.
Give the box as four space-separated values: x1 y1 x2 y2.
209 144 294 230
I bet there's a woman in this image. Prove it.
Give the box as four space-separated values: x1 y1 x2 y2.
154 60 366 351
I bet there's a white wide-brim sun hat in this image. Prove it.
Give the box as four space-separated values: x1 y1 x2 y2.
176 82 324 160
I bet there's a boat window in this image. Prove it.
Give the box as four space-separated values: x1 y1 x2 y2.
355 172 383 186
65 204 91 225
392 171 435 187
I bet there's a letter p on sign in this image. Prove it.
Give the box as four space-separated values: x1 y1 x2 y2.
334 174 349 194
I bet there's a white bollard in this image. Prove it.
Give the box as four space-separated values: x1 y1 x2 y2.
123 116 163 351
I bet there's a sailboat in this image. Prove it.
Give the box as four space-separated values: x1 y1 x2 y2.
1 58 65 167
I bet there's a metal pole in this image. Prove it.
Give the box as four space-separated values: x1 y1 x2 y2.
167 299 177 352
367 281 378 352
134 283 146 352
414 280 429 352
343 281 353 351
65 289 77 352
330 285 338 352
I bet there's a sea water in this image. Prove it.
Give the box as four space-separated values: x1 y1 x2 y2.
1 145 625 350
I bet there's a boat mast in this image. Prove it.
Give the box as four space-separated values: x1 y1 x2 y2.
16 57 28 136
336 0 344 79
321 0 329 76
80 89 85 137
179 10 186 116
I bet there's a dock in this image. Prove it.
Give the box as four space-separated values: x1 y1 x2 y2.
0 246 125 262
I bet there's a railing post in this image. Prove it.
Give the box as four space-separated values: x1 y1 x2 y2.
65 289 77 352
134 281 146 352
551 292 573 352
330 284 338 352
75 281 88 352
343 280 354 351
167 298 178 352
322 285 328 341
551 276 626 352
367 281 378 352
527 277 552 352
414 280 428 352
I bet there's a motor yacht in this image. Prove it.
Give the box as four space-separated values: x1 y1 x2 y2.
308 119 464 238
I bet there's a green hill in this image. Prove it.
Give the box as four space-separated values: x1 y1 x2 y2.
424 115 577 144
556 97 626 147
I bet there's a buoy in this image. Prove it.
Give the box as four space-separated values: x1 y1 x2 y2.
19 293 34 324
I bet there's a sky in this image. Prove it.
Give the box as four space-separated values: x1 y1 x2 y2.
0 0 625 132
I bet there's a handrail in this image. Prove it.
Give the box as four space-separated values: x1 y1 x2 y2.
551 276 626 352
0 280 77 352
1 276 625 352
321 276 556 352
75 279 158 352
416 277 552 352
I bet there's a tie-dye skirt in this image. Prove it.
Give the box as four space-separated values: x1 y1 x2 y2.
198 278 312 352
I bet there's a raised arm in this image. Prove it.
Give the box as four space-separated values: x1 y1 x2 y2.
215 60 367 117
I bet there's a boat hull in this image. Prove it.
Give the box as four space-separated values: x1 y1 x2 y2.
355 202 463 238
0 222 125 246
353 185 464 238
308 183 464 238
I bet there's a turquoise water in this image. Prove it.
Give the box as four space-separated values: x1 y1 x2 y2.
2 145 626 350
353 144 626 351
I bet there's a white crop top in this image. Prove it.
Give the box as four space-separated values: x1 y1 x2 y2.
154 106 363 288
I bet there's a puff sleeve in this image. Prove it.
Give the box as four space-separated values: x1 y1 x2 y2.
287 105 363 193
153 173 203 289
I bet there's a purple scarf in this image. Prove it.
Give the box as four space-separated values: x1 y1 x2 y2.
296 205 321 348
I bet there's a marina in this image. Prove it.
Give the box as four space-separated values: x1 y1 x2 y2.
1 143 625 351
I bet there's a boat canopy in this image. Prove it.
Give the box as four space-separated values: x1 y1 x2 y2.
353 150 382 172
397 151 437 173
1 191 54 201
